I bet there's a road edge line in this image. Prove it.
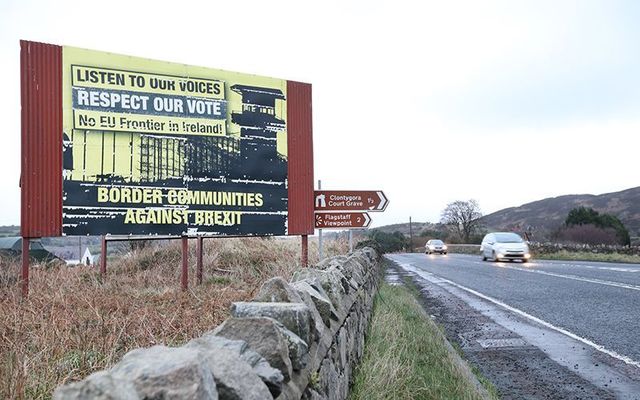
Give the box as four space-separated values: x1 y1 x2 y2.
399 261 640 369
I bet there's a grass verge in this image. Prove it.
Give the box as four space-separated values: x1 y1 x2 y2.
349 279 498 400
536 250 640 264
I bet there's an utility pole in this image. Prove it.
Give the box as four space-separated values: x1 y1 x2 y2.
409 216 414 253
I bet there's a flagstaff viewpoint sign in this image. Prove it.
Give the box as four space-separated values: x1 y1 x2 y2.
20 41 314 238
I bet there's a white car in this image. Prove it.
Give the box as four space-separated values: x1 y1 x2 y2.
425 239 448 255
480 232 531 262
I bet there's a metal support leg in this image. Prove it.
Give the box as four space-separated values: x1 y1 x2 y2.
21 237 30 298
100 235 107 279
302 235 308 267
197 236 203 285
181 236 188 291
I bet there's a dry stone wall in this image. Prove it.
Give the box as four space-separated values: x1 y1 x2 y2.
54 247 381 400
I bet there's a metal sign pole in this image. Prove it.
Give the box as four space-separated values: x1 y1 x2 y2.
349 230 353 252
318 180 323 261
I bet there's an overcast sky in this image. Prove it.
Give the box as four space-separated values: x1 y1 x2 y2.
1 0 639 228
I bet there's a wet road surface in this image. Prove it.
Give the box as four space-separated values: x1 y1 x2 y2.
386 253 640 399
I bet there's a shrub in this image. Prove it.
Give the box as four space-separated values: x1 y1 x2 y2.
554 224 620 246
564 207 630 245
358 230 408 253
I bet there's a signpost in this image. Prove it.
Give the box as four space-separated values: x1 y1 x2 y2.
314 189 388 254
315 212 371 229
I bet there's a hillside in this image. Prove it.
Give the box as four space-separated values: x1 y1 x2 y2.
481 186 640 238
370 221 436 236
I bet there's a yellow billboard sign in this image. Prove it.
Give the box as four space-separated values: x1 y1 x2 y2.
61 46 290 236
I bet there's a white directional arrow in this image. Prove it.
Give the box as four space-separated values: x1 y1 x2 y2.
362 213 371 227
376 191 388 211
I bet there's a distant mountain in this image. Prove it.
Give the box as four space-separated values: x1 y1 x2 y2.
481 186 640 238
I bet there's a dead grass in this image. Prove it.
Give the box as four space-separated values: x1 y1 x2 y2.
0 236 347 399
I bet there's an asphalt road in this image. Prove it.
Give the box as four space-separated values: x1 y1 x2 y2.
387 252 640 398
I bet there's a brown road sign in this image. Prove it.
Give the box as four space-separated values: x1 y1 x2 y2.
315 212 371 229
314 190 388 212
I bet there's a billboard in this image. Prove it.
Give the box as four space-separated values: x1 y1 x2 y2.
20 41 314 238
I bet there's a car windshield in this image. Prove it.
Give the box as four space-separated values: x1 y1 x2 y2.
494 233 523 243
430 240 444 245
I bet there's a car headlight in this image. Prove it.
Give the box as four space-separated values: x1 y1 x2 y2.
442 245 448 250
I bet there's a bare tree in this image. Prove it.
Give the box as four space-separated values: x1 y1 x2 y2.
440 200 483 243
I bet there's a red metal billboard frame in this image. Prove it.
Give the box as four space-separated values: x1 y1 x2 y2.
20 40 63 239
19 40 314 296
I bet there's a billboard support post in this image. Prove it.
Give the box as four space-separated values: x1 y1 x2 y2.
21 238 30 298
197 236 203 285
181 236 189 291
100 236 107 278
301 235 308 267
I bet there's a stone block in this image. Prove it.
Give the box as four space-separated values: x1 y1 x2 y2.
291 280 337 326
230 302 312 347
202 347 272 400
316 256 347 271
53 371 139 400
291 269 347 316
253 277 304 304
186 334 283 398
214 317 293 381
277 324 310 370
110 345 218 400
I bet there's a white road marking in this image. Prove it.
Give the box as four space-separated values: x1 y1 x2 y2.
395 261 640 369
494 264 640 292
581 265 639 273
414 254 640 290
538 260 640 272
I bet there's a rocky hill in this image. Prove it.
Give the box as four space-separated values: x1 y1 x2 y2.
481 186 640 238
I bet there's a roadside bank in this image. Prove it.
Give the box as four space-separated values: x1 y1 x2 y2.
349 261 497 400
